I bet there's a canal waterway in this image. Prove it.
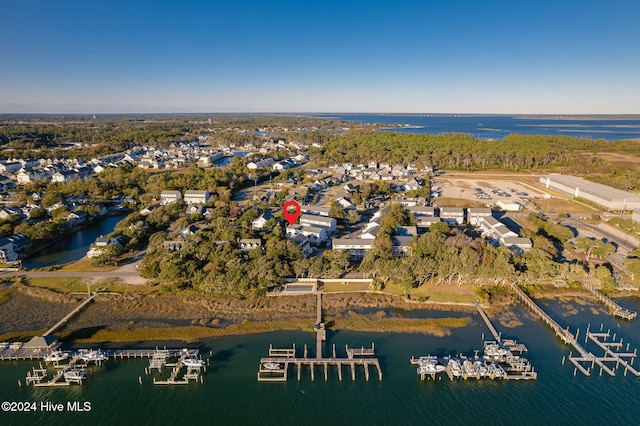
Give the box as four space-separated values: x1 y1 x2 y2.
22 214 127 269
1 297 640 425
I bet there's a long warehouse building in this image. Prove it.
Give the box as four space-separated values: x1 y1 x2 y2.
540 174 640 211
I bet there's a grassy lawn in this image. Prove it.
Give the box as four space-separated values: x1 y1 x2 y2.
57 258 118 272
322 281 370 292
409 282 478 304
25 277 154 294
530 197 599 217
432 197 481 208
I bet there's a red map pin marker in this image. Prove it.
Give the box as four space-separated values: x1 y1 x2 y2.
283 200 301 225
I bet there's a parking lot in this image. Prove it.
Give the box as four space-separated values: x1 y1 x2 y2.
432 174 546 207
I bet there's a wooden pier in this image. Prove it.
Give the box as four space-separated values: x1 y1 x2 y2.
510 283 640 378
258 291 381 382
152 351 205 385
567 328 640 377
258 343 382 382
26 356 87 387
474 300 501 342
583 284 637 320
510 283 576 344
18 347 206 387
43 292 97 337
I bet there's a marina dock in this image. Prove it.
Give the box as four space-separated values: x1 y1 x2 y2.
258 343 382 382
16 347 207 387
258 290 382 382
510 283 640 378
410 300 536 382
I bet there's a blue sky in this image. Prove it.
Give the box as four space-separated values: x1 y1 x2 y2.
1 0 639 114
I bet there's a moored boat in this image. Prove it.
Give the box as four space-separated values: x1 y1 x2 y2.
77 349 107 362
183 357 205 368
64 369 87 381
262 362 282 370
44 350 69 363
448 358 462 377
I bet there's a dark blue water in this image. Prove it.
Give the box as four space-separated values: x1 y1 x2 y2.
22 214 127 269
1 297 640 425
311 114 640 141
215 152 248 166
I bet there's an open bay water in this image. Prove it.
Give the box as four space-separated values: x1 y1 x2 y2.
311 114 640 141
1 298 640 425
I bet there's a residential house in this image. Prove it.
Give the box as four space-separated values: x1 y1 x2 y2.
335 197 355 210
247 158 274 170
289 233 314 258
300 214 337 232
301 205 331 217
395 226 418 237
0 176 15 191
408 206 436 217
467 208 493 226
286 224 328 244
239 238 262 253
391 236 413 257
439 207 465 225
59 210 89 228
331 238 374 260
0 161 22 173
87 237 123 258
186 205 205 217
183 190 210 205
7 234 31 252
502 236 533 255
140 204 159 216
0 237 17 262
272 159 296 171
163 240 184 251
51 170 79 183
179 225 198 237
160 190 182 204
252 211 275 230
0 206 25 220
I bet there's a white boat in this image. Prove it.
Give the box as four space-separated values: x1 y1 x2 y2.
182 358 205 368
64 369 86 382
262 362 282 370
473 360 490 377
0 342 8 351
483 343 509 361
489 363 505 378
463 360 477 376
77 349 107 362
448 358 462 377
9 342 23 351
417 356 446 375
44 350 69 362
